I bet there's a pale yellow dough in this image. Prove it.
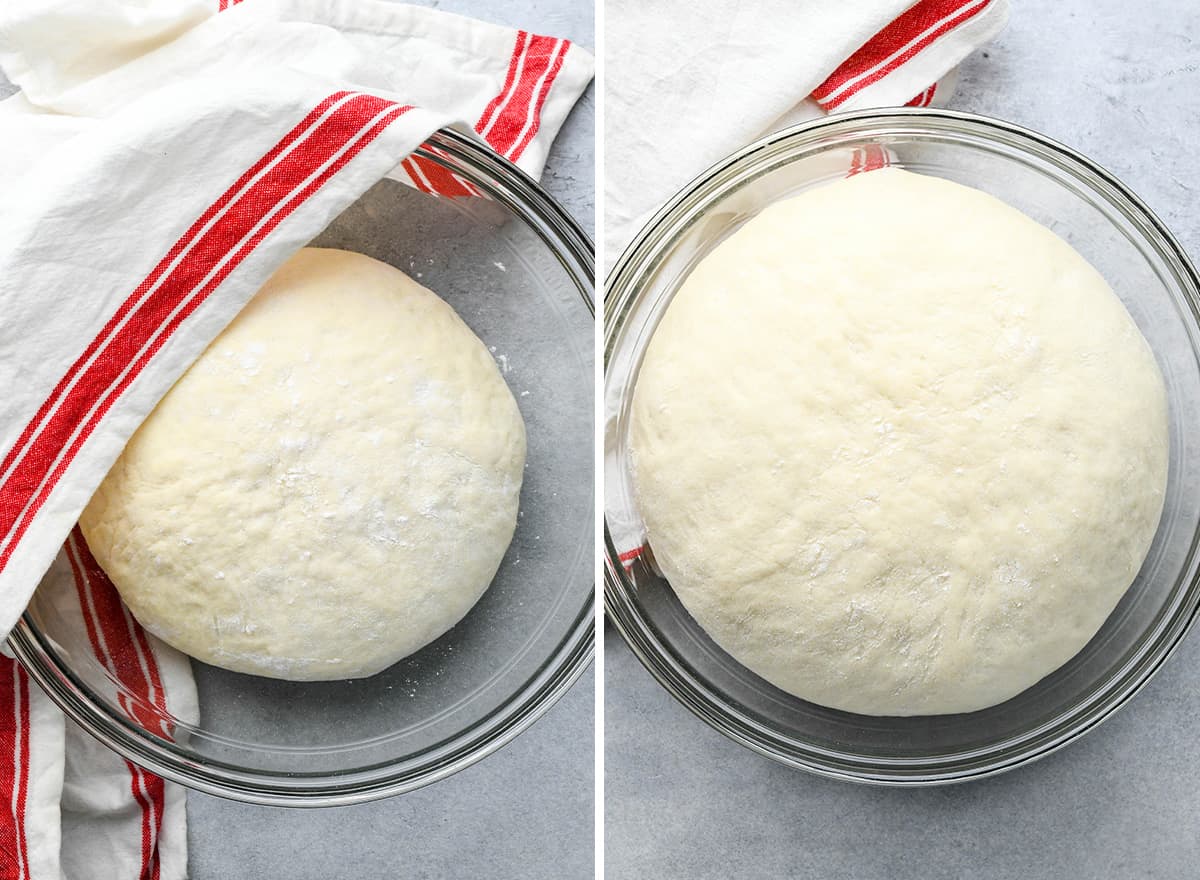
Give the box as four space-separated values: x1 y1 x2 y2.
81 248 525 681
630 168 1169 716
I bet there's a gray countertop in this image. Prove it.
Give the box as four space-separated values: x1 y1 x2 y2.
604 2 1200 878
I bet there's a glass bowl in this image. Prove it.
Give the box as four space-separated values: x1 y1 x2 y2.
9 128 594 806
604 108 1200 785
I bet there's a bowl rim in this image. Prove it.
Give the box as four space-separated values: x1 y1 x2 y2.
8 126 596 808
603 106 1200 786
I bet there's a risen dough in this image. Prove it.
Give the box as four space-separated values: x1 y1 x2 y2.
81 248 525 681
630 168 1168 716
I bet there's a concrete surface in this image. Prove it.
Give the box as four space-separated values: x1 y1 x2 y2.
190 668 594 880
604 2 1200 879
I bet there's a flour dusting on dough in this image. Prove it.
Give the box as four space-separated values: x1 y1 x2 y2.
80 248 527 682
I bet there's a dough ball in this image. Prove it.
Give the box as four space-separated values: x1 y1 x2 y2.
81 248 525 681
630 168 1168 716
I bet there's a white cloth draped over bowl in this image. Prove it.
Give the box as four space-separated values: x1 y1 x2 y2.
604 0 1009 267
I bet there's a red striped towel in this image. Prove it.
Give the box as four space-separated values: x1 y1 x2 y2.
606 0 1006 571
813 0 1004 111
605 0 1008 263
0 1 592 876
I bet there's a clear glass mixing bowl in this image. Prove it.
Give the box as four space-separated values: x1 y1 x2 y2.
604 108 1200 785
9 128 594 806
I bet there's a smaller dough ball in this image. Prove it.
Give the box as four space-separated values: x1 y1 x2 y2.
81 248 526 681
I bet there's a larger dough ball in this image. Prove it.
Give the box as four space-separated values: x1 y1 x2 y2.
630 168 1168 716
81 248 525 681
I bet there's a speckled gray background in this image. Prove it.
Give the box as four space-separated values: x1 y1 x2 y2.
1 0 594 877
604 2 1200 879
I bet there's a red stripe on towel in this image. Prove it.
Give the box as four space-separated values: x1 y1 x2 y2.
0 659 30 880
813 0 991 109
507 39 569 162
67 527 170 880
478 34 569 160
476 31 531 136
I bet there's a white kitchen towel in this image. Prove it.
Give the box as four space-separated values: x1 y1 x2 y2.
0 657 63 880
39 527 198 880
605 0 1008 265
0 1 592 877
606 0 1005 572
0 526 195 880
